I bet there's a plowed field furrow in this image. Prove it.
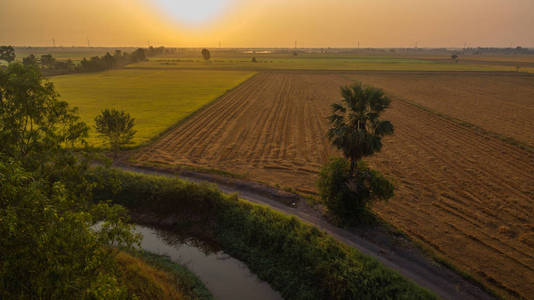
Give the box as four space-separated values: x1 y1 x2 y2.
347 73 534 147
133 72 534 299
182 79 265 159
368 99 534 298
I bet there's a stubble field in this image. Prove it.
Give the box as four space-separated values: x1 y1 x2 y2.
132 71 534 298
345 72 534 147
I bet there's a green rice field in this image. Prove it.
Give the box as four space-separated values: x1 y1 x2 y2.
52 69 255 146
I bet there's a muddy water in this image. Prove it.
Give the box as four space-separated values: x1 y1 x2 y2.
134 225 282 300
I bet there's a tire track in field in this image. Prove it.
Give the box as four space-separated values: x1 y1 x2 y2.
132 71 534 298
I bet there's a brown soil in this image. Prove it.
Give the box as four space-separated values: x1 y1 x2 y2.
132 71 534 299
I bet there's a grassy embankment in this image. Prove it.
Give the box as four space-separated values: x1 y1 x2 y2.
118 251 212 300
90 167 435 300
51 69 255 146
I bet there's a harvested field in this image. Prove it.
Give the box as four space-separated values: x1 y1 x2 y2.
346 72 534 147
132 71 534 298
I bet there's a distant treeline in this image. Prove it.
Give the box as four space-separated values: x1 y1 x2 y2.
21 46 170 75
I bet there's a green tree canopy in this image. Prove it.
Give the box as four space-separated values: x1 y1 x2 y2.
0 46 15 63
201 48 211 60
22 54 37 66
0 63 140 298
327 82 394 174
95 109 136 157
321 83 395 223
0 63 89 171
318 158 394 223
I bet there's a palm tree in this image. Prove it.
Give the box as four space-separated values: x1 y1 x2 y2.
327 82 394 175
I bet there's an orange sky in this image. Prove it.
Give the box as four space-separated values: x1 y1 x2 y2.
1 0 533 48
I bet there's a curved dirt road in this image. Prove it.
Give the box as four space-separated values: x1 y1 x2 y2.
117 164 495 300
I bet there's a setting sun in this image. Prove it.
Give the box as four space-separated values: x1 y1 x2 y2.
1 1 533 299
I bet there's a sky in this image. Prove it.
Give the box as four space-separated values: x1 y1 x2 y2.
1 0 534 48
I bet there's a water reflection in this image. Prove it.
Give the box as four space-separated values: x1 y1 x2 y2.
134 224 282 300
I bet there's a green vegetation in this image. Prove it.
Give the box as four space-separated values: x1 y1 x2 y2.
135 251 212 300
0 46 15 63
320 83 394 224
17 48 150 76
1 63 208 299
91 168 436 300
51 69 255 146
201 48 211 61
0 63 140 298
95 109 137 157
328 83 394 173
15 47 113 62
117 251 212 300
318 158 394 224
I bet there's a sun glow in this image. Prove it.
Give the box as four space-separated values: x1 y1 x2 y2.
151 0 235 26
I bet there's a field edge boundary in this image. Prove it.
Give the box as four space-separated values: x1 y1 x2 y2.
129 71 259 150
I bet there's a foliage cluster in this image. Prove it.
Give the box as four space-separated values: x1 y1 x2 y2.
0 62 141 298
134 251 213 300
91 168 435 300
78 49 146 73
322 83 394 223
95 109 136 157
201 48 211 61
0 46 15 63
327 82 393 173
318 158 394 224
6 45 161 75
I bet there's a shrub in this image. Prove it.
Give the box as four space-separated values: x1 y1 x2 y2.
318 157 394 224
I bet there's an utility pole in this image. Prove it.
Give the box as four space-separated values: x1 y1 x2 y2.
52 38 56 47
219 41 221 48
294 40 297 49
87 39 90 47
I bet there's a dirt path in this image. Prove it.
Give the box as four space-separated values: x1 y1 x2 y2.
116 164 494 300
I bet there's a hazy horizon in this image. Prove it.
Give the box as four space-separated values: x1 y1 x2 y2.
2 0 534 48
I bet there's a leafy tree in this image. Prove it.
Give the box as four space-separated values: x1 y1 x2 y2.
451 54 459 63
40 54 56 68
318 158 393 224
130 48 146 62
251 56 258 63
0 159 139 298
103 52 115 69
95 109 136 157
0 45 15 63
327 83 394 175
22 54 37 66
0 63 89 171
201 48 211 60
0 63 140 298
321 83 394 223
